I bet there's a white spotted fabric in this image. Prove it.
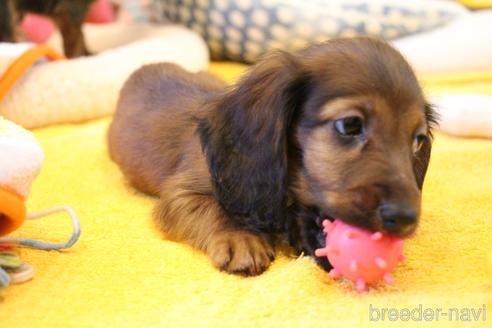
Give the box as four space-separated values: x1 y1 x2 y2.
160 0 469 63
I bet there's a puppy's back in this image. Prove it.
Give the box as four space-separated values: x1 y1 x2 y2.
108 63 225 195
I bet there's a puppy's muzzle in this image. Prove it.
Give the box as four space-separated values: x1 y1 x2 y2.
378 202 418 237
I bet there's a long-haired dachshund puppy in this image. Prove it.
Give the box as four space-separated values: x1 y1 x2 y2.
108 37 436 275
0 0 94 58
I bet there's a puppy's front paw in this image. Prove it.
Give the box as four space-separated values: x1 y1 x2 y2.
207 231 275 276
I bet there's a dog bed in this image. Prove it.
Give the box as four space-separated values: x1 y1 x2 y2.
0 24 209 129
390 10 492 139
159 0 469 62
393 10 492 76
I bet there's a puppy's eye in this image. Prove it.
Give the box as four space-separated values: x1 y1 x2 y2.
413 134 427 153
334 116 364 136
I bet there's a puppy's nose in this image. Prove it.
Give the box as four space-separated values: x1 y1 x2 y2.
378 203 417 234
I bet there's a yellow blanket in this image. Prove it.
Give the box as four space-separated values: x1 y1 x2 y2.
1 63 491 327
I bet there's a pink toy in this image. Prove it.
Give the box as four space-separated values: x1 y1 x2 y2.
315 219 406 292
85 0 115 24
20 14 55 43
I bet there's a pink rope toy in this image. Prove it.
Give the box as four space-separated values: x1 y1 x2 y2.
315 219 406 292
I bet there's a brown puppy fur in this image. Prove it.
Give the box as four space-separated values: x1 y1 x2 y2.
0 0 94 58
108 38 436 275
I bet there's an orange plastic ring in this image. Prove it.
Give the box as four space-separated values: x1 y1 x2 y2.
0 187 26 236
0 45 64 102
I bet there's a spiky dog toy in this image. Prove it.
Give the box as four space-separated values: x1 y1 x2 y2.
315 219 406 292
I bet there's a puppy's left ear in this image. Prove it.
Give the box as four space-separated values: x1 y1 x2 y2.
199 51 308 232
414 103 438 189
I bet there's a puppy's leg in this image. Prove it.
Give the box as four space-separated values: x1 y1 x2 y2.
155 177 275 276
0 0 17 42
52 1 91 57
52 18 88 58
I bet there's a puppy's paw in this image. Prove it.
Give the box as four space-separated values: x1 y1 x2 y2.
207 231 275 276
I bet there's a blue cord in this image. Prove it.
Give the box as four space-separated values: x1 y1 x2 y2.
0 205 81 287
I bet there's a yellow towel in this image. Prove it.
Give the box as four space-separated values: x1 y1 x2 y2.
0 63 490 327
457 0 492 9
422 69 492 95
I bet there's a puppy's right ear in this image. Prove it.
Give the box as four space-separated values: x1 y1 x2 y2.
199 51 308 233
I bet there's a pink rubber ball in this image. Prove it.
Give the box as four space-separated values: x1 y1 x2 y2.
315 219 406 292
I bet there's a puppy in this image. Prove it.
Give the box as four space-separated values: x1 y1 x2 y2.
108 38 436 275
0 0 94 58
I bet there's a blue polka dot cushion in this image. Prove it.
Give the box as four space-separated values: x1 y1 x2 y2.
158 0 469 63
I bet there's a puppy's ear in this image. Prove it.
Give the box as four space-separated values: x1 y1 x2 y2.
199 51 308 232
414 103 438 189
